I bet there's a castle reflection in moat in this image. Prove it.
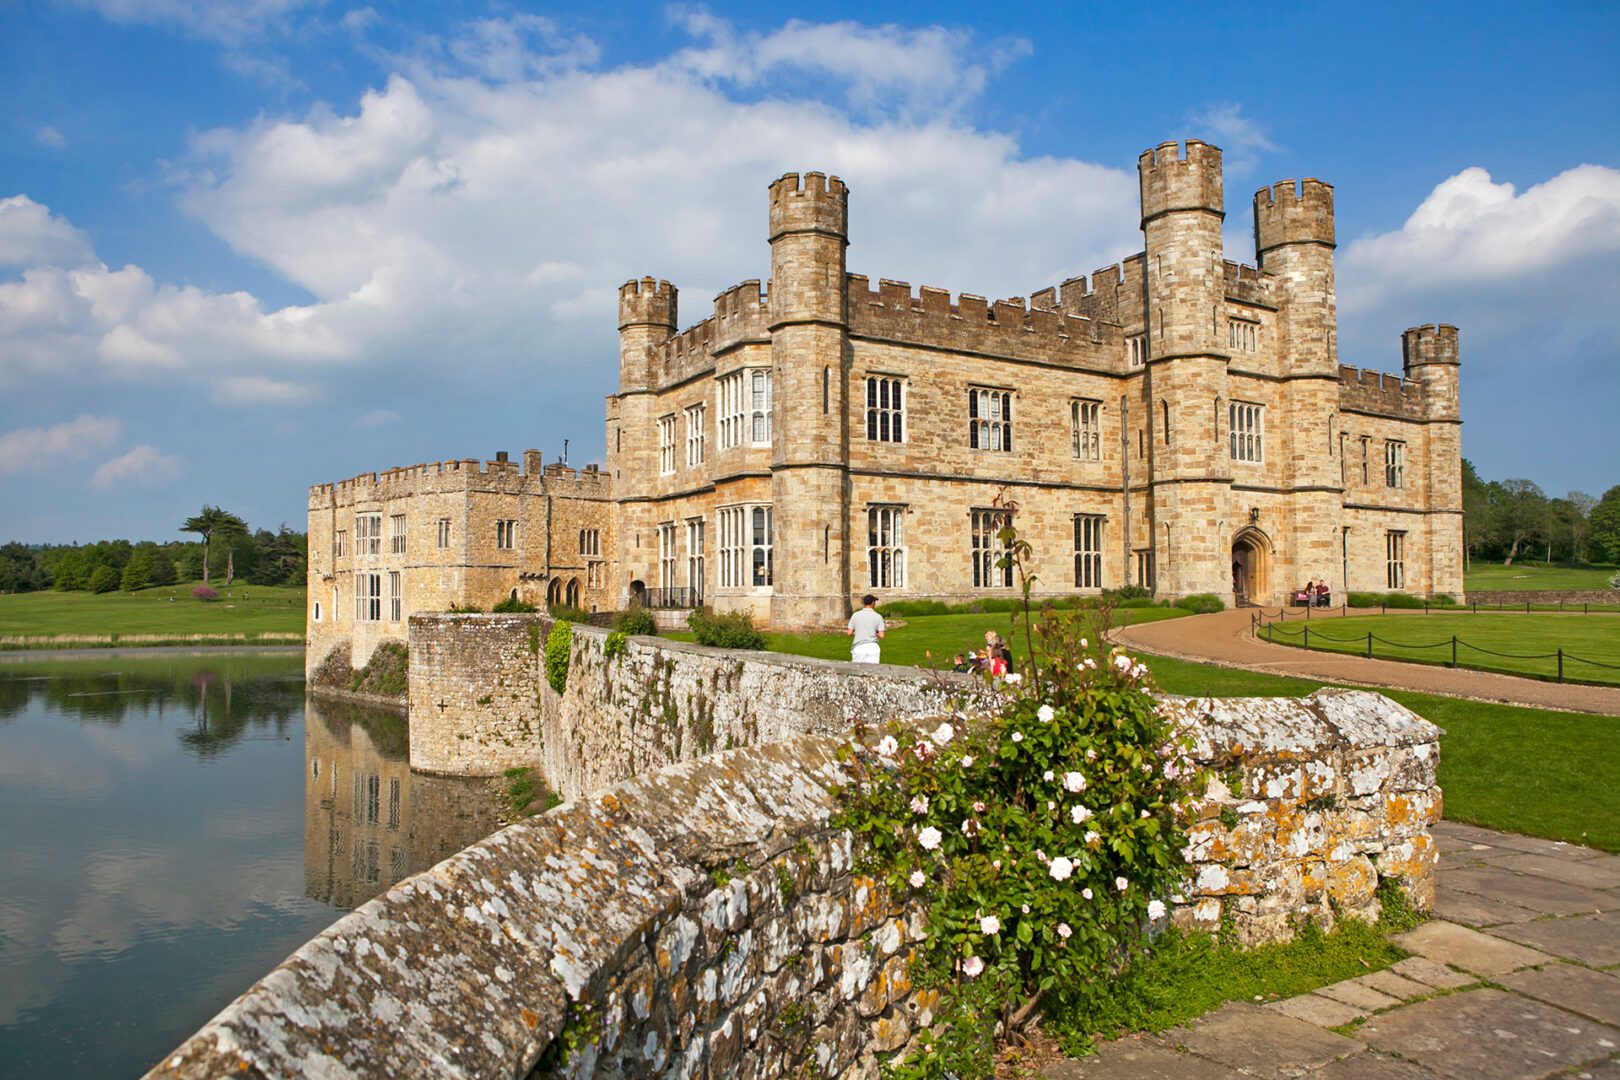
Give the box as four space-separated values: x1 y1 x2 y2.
303 696 502 910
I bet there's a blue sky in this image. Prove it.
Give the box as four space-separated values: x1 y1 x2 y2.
2 1 1617 543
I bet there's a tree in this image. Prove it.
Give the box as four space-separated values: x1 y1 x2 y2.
1495 479 1548 566
88 565 120 593
1460 459 1493 571
180 506 248 585
1591 486 1620 563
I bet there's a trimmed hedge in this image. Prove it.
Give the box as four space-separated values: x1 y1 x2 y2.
1175 593 1226 615
687 608 767 650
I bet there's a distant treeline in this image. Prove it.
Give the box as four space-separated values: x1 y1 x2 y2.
0 527 308 594
1463 461 1619 566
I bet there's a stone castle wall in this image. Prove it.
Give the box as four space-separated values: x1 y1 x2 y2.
151 689 1441 1080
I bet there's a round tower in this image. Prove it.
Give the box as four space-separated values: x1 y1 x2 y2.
617 277 677 392
1401 324 1460 420
766 172 851 629
1253 179 1336 375
1139 139 1225 360
613 277 676 601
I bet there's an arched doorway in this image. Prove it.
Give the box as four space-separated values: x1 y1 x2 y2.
565 578 580 607
1231 527 1271 607
546 577 563 609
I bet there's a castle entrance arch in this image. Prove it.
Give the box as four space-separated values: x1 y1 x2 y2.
1231 527 1271 607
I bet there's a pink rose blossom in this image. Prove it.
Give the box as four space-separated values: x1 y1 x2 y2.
931 722 955 746
918 827 942 851
1071 804 1093 824
1116 876 1129 892
973 801 987 813
909 871 926 888
909 794 929 815
1064 772 1087 793
1081 888 1093 900
979 915 1000 934
961 755 975 768
1057 922 1072 939
963 956 984 977
1148 900 1167 919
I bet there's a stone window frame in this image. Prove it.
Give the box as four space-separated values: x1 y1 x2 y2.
1071 398 1102 461
388 571 401 622
749 369 773 446
685 403 706 467
1134 548 1156 590
1228 401 1264 463
657 521 679 590
970 508 1013 589
579 528 601 557
354 571 382 622
867 505 905 589
496 519 517 550
865 376 905 443
1227 316 1259 353
1384 440 1405 489
1360 436 1371 486
717 371 744 450
717 503 773 591
356 514 382 555
1074 514 1105 589
1126 333 1146 368
436 518 451 549
389 513 407 555
686 517 706 600
968 387 1014 453
333 529 348 559
1386 530 1406 590
657 414 678 476
587 561 605 589
312 600 322 623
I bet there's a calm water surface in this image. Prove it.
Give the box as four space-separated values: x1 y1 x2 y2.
0 652 500 1077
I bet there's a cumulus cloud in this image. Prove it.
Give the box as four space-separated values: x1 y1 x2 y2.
35 125 68 150
0 196 96 269
212 375 312 404
0 415 122 476
1342 164 1620 302
90 444 184 488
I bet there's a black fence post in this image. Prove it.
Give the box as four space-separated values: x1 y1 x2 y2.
1557 649 1564 683
1366 632 1373 659
1451 636 1458 668
1304 626 1310 651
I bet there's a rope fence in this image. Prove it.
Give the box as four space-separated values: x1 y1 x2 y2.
1249 614 1620 685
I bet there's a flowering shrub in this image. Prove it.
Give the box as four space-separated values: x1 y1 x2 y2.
191 585 219 601
831 496 1205 1077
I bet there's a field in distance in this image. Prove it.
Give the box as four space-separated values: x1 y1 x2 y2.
1463 561 1617 591
0 583 305 642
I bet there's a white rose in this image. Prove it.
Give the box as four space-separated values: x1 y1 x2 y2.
963 956 984 977
1048 857 1074 881
1011 731 1024 743
1148 899 1167 920
918 826 942 851
1043 770 1055 782
1070 804 1093 824
1057 922 1073 939
1064 772 1087 793
875 735 898 757
909 794 929 815
931 722 955 746
1037 704 1055 723
909 870 927 888
1116 876 1129 892
979 915 1000 935
1005 672 1022 684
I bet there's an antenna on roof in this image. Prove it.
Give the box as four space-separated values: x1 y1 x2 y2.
562 439 569 465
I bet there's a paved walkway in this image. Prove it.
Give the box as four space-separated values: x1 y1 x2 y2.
1115 609 1620 716
1042 822 1620 1080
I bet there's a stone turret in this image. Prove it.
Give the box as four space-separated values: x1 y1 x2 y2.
1139 139 1225 360
1402 324 1460 421
617 277 677 393
767 172 850 629
1254 180 1337 375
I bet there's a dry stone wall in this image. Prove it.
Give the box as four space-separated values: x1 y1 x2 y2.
149 687 1440 1080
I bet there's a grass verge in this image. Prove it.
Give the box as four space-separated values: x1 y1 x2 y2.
1464 561 1617 592
1045 885 1419 1055
0 582 304 644
1254 612 1620 686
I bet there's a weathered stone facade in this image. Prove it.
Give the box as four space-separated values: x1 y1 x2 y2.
306 453 615 672
150 689 1440 1080
611 141 1465 628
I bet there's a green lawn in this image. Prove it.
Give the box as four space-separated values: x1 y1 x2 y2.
1135 652 1619 852
670 605 1190 669
0 583 305 643
1465 561 1617 592
1256 612 1620 686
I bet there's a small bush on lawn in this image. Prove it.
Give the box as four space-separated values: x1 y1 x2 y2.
192 585 219 601
612 607 658 636
1175 594 1226 614
1384 592 1425 609
1431 593 1458 606
1103 584 1153 603
687 607 767 650
492 595 538 613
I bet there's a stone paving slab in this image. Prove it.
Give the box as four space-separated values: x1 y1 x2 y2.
1310 1052 1441 1080
1575 1058 1620 1079
1499 964 1620 1028
1040 1037 1244 1079
1390 956 1476 991
1316 979 1403 1012
1267 993 1368 1027
1352 988 1620 1080
1480 851 1620 890
1433 822 1606 861
1434 883 1543 927
1394 921 1556 977
1352 969 1433 1001
1441 866 1613 916
1488 912 1620 968
1161 1002 1364 1077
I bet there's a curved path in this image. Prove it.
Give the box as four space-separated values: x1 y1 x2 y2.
1116 608 1620 716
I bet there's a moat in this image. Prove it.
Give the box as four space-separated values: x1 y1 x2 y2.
0 652 501 1077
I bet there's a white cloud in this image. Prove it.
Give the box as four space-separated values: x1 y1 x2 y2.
1342 164 1620 302
35 125 67 150
669 11 1032 118
353 408 399 429
0 415 123 476
1186 102 1278 181
0 195 96 269
90 444 184 488
213 375 310 404
67 0 315 44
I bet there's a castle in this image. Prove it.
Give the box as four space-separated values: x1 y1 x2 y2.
307 138 1463 667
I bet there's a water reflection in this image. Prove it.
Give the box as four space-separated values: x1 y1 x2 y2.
302 697 499 910
0 654 504 1078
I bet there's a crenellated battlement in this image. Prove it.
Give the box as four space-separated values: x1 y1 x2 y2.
618 277 678 331
1139 139 1224 222
768 171 848 241
1337 365 1426 419
1254 179 1335 255
308 452 613 504
1036 256 1147 327
845 273 1122 367
641 280 771 389
1402 324 1460 368
1223 260 1277 306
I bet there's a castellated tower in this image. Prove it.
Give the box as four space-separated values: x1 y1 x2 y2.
1404 324 1464 594
1138 140 1231 598
613 278 678 591
767 172 851 628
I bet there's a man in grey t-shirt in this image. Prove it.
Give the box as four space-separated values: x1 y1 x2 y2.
846 594 885 664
